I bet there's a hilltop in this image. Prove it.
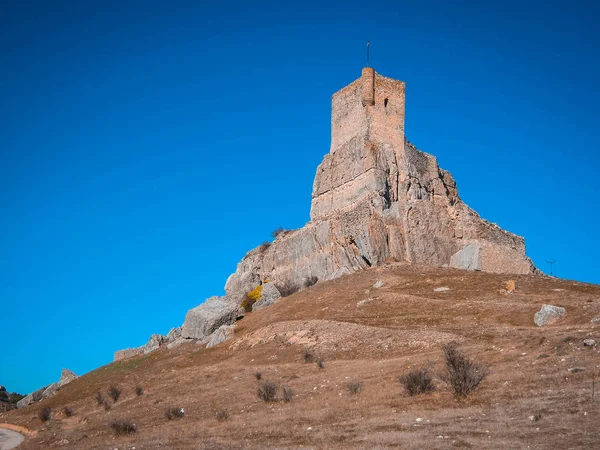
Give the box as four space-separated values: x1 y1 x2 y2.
1 264 599 449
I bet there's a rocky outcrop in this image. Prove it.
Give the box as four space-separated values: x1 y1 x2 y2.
181 296 239 340
16 386 46 409
116 67 537 358
205 325 235 348
252 282 282 311
17 368 79 407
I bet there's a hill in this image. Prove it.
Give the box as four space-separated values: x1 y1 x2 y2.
2 263 599 449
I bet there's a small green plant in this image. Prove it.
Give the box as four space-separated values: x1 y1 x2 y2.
258 380 278 402
399 368 435 396
136 386 144 396
165 407 185 420
440 342 488 398
111 419 137 435
64 406 75 417
346 381 362 395
38 407 52 422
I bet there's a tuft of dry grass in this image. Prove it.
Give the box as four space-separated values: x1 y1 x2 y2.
282 384 293 403
111 420 137 435
440 342 488 397
95 391 104 405
38 407 51 422
64 406 75 417
316 358 325 369
399 368 435 396
108 386 121 402
258 381 278 402
346 381 362 395
136 386 144 396
303 350 315 363
215 408 229 421
255 371 262 380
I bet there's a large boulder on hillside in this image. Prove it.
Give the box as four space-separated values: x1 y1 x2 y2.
142 334 166 354
534 304 566 326
58 368 78 387
181 296 239 340
252 282 282 311
205 325 235 348
42 382 59 399
17 386 46 409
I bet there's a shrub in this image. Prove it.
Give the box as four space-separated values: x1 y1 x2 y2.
282 384 293 403
440 342 489 398
258 380 278 402
255 371 262 380
241 285 263 312
276 280 300 298
303 350 315 363
346 381 362 395
111 420 137 435
215 409 229 421
136 386 144 396
38 407 52 422
108 386 121 402
304 275 318 288
64 406 75 417
272 227 287 238
165 407 185 420
96 391 104 405
259 242 271 252
316 358 325 369
103 401 112 411
399 368 435 396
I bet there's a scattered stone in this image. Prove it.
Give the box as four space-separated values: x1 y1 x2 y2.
592 317 600 324
552 288 565 292
373 280 384 289
205 325 235 348
534 304 566 326
583 339 596 347
434 287 451 292
415 418 424 423
568 367 586 373
252 282 282 311
529 414 541 422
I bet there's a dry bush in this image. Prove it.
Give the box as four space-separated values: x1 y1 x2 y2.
255 371 262 380
272 227 288 238
399 368 435 396
111 420 137 435
440 342 489 398
276 280 300 297
282 384 293 403
215 408 229 421
38 407 51 422
304 275 318 288
108 386 121 402
346 381 362 395
64 406 75 417
165 407 185 420
259 242 271 252
103 401 112 411
95 391 104 405
303 350 315 363
136 386 144 396
258 380 278 402
316 358 325 369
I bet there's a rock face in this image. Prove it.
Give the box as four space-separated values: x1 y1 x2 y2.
116 67 537 358
534 304 566 326
252 282 282 311
224 68 535 299
205 325 235 348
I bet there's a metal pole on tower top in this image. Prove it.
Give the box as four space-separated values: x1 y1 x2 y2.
366 41 370 67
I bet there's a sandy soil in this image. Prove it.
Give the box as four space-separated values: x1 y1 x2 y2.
1 263 599 449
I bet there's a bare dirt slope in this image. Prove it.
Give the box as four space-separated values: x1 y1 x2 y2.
2 263 599 449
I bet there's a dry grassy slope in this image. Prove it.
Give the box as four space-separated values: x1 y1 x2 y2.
3 263 600 449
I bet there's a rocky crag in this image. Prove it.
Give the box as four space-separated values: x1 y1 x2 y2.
114 67 536 360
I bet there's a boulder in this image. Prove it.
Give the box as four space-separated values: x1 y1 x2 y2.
166 326 182 342
205 325 235 348
373 280 384 289
58 369 78 387
41 382 59 399
17 386 46 409
181 296 239 340
534 304 566 326
583 339 596 347
252 282 282 311
114 347 143 361
142 334 166 354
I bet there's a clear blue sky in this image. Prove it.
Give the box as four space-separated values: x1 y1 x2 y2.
1 0 599 394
